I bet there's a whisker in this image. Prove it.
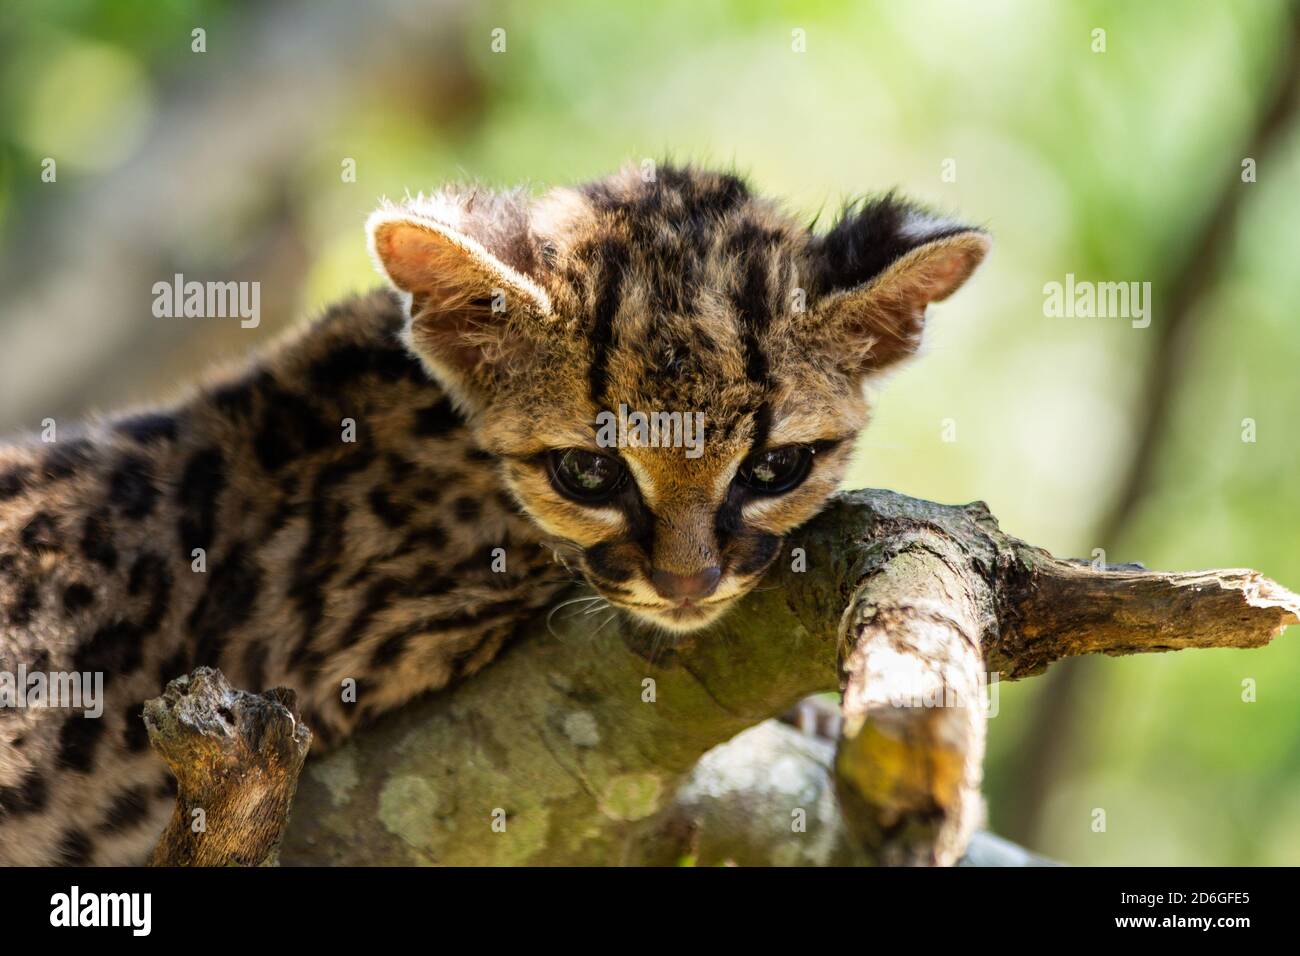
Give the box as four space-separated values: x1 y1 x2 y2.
546 593 605 639
554 595 605 613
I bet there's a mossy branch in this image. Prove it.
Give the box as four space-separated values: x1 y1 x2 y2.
267 489 1295 866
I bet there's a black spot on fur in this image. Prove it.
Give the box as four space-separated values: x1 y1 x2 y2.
56 828 95 865
127 553 154 594
98 784 154 833
368 487 413 528
583 542 636 584
19 511 59 551
402 523 448 552
0 467 29 500
366 631 410 668
732 532 782 576
158 646 192 687
702 172 749 213
62 582 95 614
0 771 48 818
286 453 371 665
296 647 326 681
615 479 657 559
9 581 40 627
453 495 481 523
583 165 755 317
447 550 498 578
109 455 159 519
386 453 417 480
57 713 107 772
585 164 749 223
178 448 226 554
43 439 93 479
714 482 747 546
585 238 630 403
310 343 426 389
123 702 149 752
189 544 262 668
128 552 172 634
408 570 457 597
115 412 178 444
80 512 118 570
727 223 776 315
262 494 303 539
241 641 268 692
75 618 144 675
287 503 349 664
413 397 463 437
727 223 778 388
414 483 444 505
339 577 406 648
369 598 528 668
211 372 259 418
253 386 335 473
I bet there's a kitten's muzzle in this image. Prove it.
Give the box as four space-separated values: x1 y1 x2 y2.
649 566 722 605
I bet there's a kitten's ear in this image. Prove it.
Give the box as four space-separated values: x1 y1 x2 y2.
808 197 989 376
367 206 551 405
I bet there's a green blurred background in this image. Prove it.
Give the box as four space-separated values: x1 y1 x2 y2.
1 0 1298 864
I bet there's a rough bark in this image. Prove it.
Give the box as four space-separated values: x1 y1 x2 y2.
834 532 988 865
273 489 1297 866
147 667 312 866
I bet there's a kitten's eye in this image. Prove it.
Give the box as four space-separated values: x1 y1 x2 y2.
735 445 813 494
547 449 627 503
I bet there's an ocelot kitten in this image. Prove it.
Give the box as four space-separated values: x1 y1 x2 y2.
0 164 987 864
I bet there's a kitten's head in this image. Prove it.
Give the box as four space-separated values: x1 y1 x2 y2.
369 164 988 632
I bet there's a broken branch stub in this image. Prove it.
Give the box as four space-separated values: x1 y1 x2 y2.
833 531 989 866
145 667 312 867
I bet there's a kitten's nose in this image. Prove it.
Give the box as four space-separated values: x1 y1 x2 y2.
650 566 722 604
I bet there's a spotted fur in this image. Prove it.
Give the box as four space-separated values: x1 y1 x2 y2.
0 163 987 864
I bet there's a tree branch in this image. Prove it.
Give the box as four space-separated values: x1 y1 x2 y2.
637 719 1057 866
270 489 1296 866
834 532 988 865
